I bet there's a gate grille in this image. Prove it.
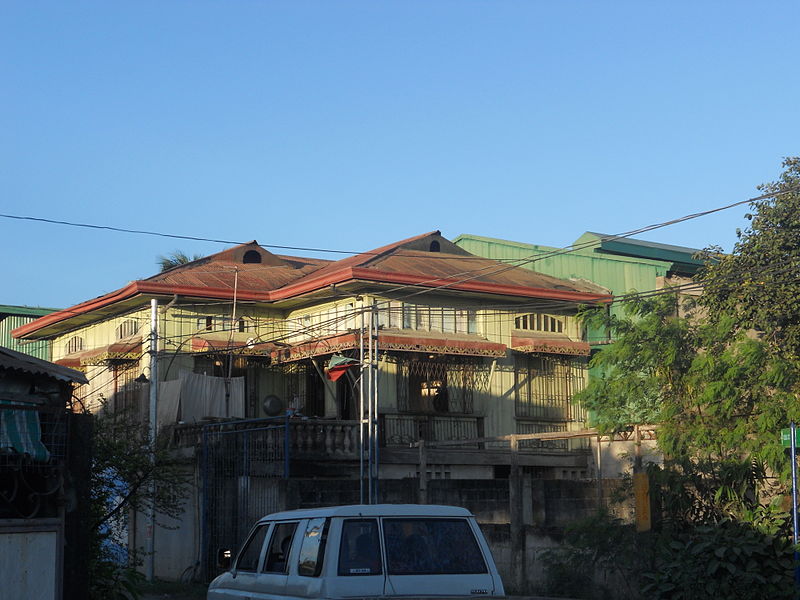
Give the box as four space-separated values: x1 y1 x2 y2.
201 418 288 580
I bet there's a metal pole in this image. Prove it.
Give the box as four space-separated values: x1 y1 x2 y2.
146 299 158 582
359 303 365 504
791 421 799 588
224 268 238 418
367 301 374 504
371 302 379 503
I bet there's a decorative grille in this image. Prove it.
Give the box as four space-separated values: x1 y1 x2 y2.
395 356 489 414
514 354 587 421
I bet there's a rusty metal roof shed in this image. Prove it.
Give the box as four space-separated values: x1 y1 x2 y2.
0 345 88 384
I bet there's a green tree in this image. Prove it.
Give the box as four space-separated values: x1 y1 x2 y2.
578 158 800 505
157 250 202 272
85 399 191 599
563 159 800 598
577 292 694 433
698 157 800 360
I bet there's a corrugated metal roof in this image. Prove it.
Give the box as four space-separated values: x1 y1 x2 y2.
144 241 327 293
0 345 87 383
585 231 702 255
273 231 609 299
0 305 60 317
15 233 611 340
368 249 607 294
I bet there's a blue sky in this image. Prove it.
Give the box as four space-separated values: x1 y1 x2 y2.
2 1 798 308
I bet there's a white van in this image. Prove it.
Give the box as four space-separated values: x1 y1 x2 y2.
207 504 505 599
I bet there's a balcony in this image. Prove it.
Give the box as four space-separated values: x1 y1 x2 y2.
381 413 483 447
288 419 359 459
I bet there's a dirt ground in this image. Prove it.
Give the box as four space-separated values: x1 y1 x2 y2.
140 580 208 600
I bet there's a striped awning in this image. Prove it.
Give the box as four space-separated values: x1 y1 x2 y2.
0 401 49 462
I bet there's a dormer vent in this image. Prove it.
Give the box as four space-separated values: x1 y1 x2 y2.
429 240 441 252
243 250 262 264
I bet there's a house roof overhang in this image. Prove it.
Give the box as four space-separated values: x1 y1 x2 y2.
12 281 272 340
1 346 88 384
269 267 611 305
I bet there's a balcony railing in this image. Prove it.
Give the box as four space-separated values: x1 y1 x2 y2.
288 419 359 459
381 413 483 447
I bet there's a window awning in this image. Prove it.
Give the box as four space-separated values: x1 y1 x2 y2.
379 331 507 357
54 336 142 367
190 334 276 355
273 331 507 363
0 401 50 462
511 334 590 356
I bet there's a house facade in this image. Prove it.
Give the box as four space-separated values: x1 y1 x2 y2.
13 231 611 580
14 232 610 472
454 232 703 482
0 346 88 599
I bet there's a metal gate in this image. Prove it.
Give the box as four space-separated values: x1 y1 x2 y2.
200 417 288 580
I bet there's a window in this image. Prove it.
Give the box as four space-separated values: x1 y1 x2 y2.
400 304 477 335
383 519 486 575
514 355 586 421
197 316 214 331
397 357 477 414
112 363 140 414
338 519 382 576
264 522 298 573
66 336 84 354
514 313 564 333
236 524 269 572
298 518 329 577
116 319 139 339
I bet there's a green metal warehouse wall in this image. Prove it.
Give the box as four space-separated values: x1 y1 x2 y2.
0 306 56 361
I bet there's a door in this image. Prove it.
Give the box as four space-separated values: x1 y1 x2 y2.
248 521 299 599
325 518 386 598
382 518 497 596
218 523 271 600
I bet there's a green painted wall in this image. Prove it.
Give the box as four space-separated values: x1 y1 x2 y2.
453 233 675 346
0 306 57 360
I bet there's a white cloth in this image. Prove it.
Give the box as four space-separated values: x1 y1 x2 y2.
158 371 245 428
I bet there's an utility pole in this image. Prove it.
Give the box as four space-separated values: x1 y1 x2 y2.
224 267 239 418
145 299 158 582
359 300 380 504
359 301 366 505
369 301 379 503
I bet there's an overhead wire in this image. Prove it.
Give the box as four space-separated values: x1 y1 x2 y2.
17 186 800 364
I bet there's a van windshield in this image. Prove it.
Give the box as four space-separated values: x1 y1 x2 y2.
383 518 487 575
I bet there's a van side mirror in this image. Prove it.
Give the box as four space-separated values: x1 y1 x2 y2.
217 548 233 570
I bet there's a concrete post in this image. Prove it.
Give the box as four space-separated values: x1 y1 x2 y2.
509 435 525 593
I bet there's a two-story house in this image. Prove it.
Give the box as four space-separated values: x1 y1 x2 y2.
13 230 610 580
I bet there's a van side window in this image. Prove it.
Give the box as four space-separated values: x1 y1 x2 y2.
297 518 329 577
383 518 487 575
264 522 298 574
236 524 269 572
338 519 382 576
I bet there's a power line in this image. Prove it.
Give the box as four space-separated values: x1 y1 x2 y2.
3 186 797 269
